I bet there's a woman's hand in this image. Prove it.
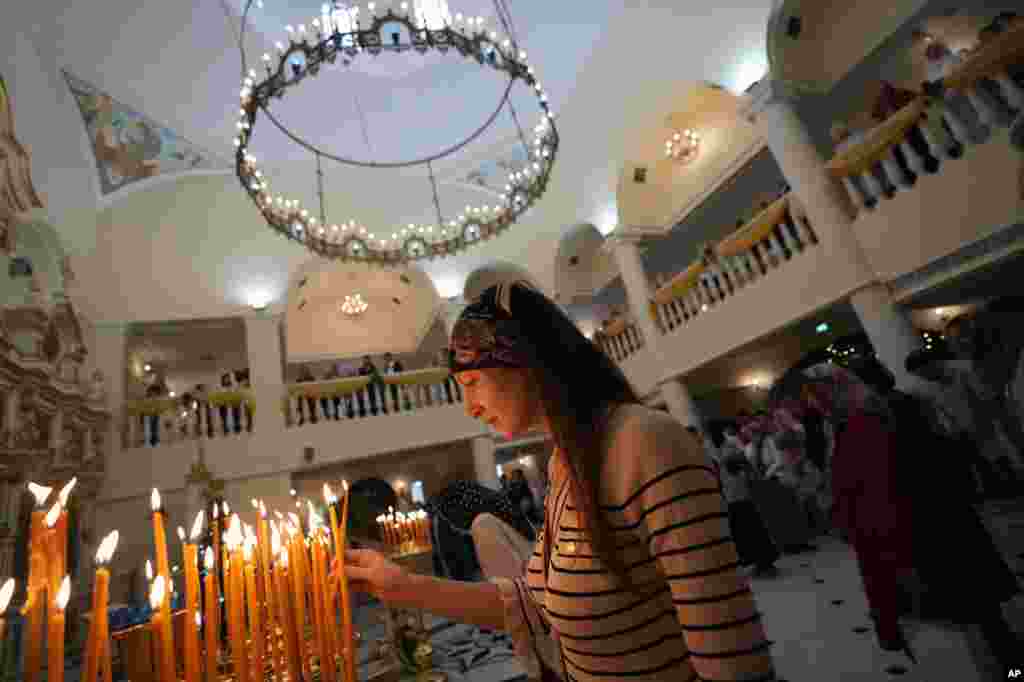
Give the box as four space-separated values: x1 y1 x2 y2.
335 549 410 604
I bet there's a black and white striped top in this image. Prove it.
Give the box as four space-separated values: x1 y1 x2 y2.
493 405 775 682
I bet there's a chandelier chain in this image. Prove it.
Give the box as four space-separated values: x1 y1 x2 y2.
315 152 327 226
428 161 444 229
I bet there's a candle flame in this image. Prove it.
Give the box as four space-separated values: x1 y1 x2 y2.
96 530 119 564
323 483 336 504
55 575 71 610
279 549 289 568
243 542 253 563
204 547 215 570
0 578 14 612
149 575 166 610
212 503 220 520
225 514 243 550
58 477 77 508
251 498 259 509
222 502 230 516
150 488 162 512
190 510 205 541
44 501 61 528
274 510 284 521
343 479 349 492
271 523 281 555
259 501 267 518
28 482 53 508
146 559 154 581
195 611 202 627
177 527 186 542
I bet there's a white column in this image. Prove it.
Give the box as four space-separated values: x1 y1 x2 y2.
93 323 126 458
245 313 287 433
849 283 931 394
609 235 663 349
472 435 500 490
659 378 701 429
741 79 874 281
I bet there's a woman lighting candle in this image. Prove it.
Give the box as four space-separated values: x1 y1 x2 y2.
48 576 71 682
82 531 119 682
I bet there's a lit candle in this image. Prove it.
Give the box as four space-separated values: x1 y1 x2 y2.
82 531 118 682
149 576 176 682
272 525 302 682
308 507 335 682
150 490 175 682
0 578 15 665
286 521 311 682
340 480 355 682
257 502 282 682
225 515 249 682
202 548 219 682
22 482 52 682
183 511 204 682
243 535 266 682
48 576 71 682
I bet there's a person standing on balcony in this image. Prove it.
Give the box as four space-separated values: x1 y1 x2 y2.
341 281 776 682
359 355 385 415
383 353 406 411
323 363 342 421
296 364 318 425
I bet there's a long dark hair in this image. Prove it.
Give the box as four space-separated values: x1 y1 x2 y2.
506 284 641 586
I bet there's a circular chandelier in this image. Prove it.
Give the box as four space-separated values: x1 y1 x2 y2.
665 128 700 164
234 0 560 265
340 293 369 316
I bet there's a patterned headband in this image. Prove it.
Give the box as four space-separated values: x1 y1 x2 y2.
448 281 537 373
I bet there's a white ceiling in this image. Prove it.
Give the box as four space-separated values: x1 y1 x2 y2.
30 0 774 325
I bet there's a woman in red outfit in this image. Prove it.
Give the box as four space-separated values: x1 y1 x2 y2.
799 365 914 651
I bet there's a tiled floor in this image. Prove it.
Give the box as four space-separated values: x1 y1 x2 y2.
353 499 1024 682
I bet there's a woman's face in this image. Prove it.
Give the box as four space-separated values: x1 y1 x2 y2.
456 367 545 438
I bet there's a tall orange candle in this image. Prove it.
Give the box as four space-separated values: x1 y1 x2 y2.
21 483 52 682
225 516 249 682
339 481 355 682
243 541 265 682
48 576 71 682
272 525 303 682
149 577 176 682
183 512 204 682
257 503 281 681
287 523 311 682
308 526 334 682
82 531 118 682
151 490 175 682
202 548 219 682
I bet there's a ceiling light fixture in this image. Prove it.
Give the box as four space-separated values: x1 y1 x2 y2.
234 0 559 265
340 293 369 317
665 128 700 164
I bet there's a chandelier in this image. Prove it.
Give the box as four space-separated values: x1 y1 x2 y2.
340 293 369 316
665 128 700 164
234 0 560 265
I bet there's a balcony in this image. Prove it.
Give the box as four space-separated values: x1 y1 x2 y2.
109 368 486 500
829 25 1024 283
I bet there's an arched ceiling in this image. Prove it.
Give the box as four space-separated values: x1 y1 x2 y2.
554 223 617 303
285 260 441 361
18 0 776 326
616 83 765 234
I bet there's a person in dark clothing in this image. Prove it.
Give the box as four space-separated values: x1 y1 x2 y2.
505 469 541 525
424 480 534 581
358 356 385 416
383 353 405 412
800 409 828 472
296 365 318 424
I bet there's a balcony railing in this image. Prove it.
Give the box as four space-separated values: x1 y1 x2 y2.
594 319 645 362
651 193 818 333
124 390 254 448
827 24 1024 211
284 367 463 428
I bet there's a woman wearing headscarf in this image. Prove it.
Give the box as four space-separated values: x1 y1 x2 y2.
798 364 913 651
342 281 776 682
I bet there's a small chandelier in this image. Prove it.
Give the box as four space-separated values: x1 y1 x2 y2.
340 294 369 317
665 128 700 164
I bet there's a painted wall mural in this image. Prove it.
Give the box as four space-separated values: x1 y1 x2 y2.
1 72 45 254
63 70 226 196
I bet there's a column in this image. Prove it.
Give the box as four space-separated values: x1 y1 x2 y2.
472 435 500 490
659 378 702 430
93 323 127 459
245 313 287 433
849 283 931 393
741 79 874 281
609 235 663 349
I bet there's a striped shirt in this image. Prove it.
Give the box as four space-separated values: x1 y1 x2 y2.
493 405 774 682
